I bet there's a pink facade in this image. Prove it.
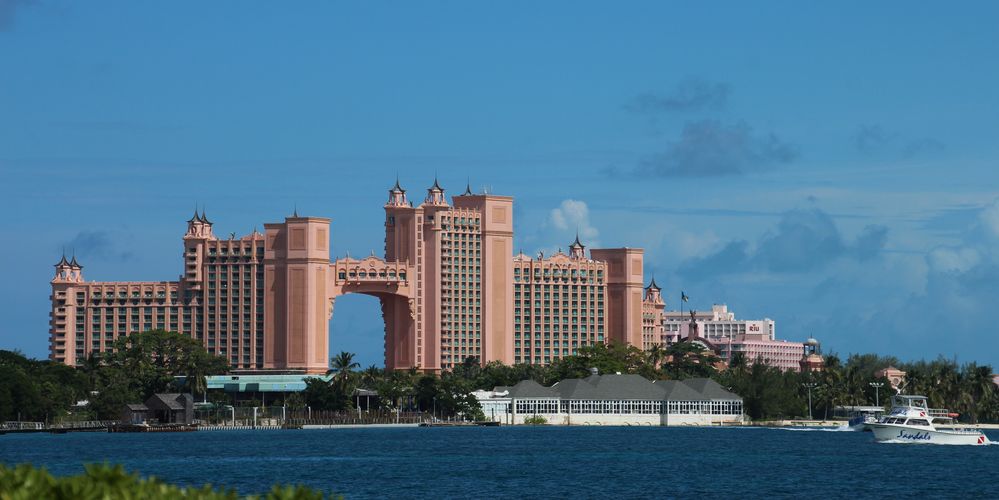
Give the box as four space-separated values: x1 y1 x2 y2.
49 180 648 373
50 212 268 370
720 338 806 372
514 244 613 365
639 298 810 372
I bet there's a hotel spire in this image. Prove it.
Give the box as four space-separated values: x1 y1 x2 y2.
569 231 586 259
425 175 447 206
387 176 409 206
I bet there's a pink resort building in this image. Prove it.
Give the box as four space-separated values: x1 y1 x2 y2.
49 178 809 374
639 293 812 372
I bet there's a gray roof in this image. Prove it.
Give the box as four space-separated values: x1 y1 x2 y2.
125 404 149 411
551 378 601 399
566 374 667 400
504 375 742 402
506 379 557 398
681 378 741 400
146 393 186 411
654 380 708 401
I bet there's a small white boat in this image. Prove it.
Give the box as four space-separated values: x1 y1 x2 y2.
835 405 886 431
869 395 989 445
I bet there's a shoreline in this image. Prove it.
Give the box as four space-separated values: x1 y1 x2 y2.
8 421 999 434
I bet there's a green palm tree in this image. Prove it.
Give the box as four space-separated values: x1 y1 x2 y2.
646 344 666 369
360 364 382 387
183 362 209 399
965 363 995 423
328 351 360 387
80 352 102 389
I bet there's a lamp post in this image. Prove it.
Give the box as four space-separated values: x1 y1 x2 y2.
802 382 817 421
869 382 884 407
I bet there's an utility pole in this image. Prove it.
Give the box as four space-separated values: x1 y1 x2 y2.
802 382 817 420
869 382 884 407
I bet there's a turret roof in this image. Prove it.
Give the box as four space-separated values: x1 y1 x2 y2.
391 176 405 193
646 276 661 291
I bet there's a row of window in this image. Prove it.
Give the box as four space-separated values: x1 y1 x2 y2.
205 247 265 256
512 399 743 415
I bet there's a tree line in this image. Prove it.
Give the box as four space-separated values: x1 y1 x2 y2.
0 329 228 422
3 330 998 423
302 343 999 424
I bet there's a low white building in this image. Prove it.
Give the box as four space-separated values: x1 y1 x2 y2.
476 373 744 426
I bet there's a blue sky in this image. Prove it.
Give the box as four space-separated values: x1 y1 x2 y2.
3 1 999 368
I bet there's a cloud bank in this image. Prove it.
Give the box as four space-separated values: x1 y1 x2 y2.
625 79 731 114
853 123 946 159
636 120 798 178
61 230 133 262
677 208 888 278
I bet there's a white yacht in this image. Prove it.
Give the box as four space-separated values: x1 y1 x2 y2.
869 395 989 445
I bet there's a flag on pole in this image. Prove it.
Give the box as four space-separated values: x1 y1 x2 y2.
681 292 689 302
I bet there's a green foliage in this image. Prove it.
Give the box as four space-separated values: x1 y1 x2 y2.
284 393 307 411
427 346 999 423
523 415 547 425
105 329 229 399
716 362 806 420
301 378 349 411
0 330 228 422
0 463 340 499
85 330 229 419
0 350 89 422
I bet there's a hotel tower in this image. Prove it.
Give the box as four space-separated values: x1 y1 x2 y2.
50 179 657 374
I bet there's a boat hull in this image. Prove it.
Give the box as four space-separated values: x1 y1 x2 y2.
847 415 874 432
870 424 989 445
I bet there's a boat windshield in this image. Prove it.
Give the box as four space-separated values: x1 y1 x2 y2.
892 395 928 410
905 419 930 426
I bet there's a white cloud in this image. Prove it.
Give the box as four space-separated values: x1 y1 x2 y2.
978 199 999 239
927 246 981 273
535 199 600 253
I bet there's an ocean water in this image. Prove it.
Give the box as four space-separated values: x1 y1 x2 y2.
2 426 998 498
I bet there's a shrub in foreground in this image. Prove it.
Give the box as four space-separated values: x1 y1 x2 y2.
0 463 340 500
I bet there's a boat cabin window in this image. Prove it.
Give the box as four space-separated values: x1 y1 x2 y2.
905 419 929 426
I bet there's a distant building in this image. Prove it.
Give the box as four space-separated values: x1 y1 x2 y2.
875 366 907 390
472 387 512 422
641 299 809 372
122 393 194 425
47 179 810 376
476 373 743 426
203 374 332 405
49 181 650 374
660 304 775 346
799 338 825 373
